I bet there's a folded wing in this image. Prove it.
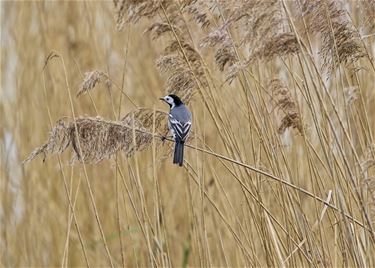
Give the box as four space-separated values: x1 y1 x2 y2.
169 116 191 142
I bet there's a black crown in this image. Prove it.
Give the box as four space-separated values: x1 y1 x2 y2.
169 94 183 106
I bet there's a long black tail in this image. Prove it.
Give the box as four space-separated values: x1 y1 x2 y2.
173 142 184 166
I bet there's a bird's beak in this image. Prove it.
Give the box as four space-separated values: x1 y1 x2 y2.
159 97 165 101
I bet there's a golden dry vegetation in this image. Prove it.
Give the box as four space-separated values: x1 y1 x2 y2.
1 0 375 267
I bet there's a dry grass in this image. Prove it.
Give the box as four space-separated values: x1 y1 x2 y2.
1 0 375 267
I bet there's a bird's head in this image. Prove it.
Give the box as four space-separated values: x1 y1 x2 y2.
159 94 183 108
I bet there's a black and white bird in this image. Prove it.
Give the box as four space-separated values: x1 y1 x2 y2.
160 94 192 166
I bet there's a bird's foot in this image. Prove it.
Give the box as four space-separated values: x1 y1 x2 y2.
160 135 173 143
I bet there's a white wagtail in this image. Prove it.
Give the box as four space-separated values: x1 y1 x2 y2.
160 94 192 167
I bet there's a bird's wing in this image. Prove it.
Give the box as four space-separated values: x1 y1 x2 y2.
169 114 191 142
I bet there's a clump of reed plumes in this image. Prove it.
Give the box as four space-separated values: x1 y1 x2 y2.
200 30 237 74
77 70 107 97
300 0 365 71
250 32 300 61
156 41 204 103
114 0 207 104
144 22 175 40
146 5 207 103
24 109 169 164
113 0 166 30
198 5 240 82
233 0 299 62
199 0 300 83
184 0 211 29
268 79 303 135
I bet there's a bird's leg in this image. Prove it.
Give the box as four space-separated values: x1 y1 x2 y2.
161 135 173 142
161 128 174 143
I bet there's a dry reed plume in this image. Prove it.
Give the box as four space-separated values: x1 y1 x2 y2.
268 79 303 135
24 109 168 163
299 0 365 71
77 70 108 97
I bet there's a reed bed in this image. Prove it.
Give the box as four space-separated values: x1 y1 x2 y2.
1 0 375 266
